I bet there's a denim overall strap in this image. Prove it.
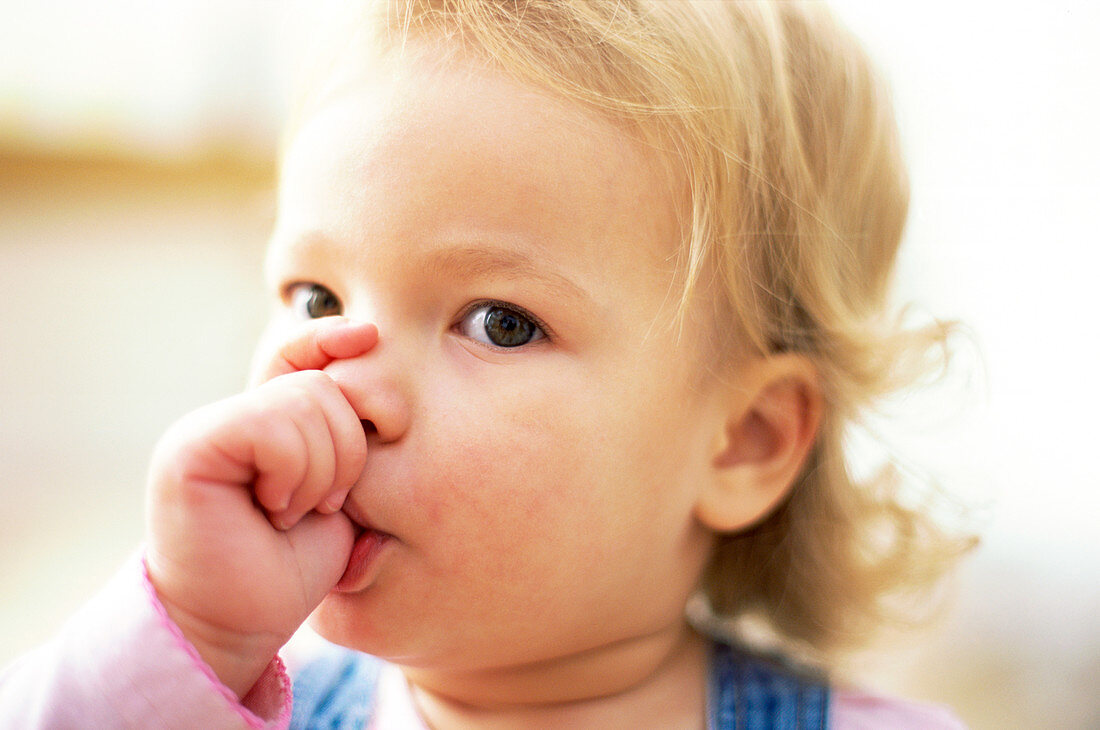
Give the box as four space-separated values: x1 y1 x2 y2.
707 641 831 730
290 648 381 730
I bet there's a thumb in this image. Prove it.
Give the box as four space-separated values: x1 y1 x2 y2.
286 510 357 605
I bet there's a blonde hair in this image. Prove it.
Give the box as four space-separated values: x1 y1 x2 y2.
299 0 975 659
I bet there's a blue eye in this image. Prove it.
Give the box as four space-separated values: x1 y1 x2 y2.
459 303 546 348
289 283 342 319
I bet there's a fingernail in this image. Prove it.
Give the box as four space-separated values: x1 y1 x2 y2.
322 492 346 513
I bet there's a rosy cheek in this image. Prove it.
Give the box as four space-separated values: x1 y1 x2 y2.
409 366 604 530
402 385 568 495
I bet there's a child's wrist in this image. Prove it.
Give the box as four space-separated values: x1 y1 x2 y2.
152 582 287 700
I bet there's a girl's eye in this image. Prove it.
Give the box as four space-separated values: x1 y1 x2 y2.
459 303 546 348
289 283 343 319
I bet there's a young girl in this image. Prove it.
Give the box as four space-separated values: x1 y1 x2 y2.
1 1 973 728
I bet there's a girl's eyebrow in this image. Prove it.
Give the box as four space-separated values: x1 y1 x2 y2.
267 234 594 307
419 245 593 305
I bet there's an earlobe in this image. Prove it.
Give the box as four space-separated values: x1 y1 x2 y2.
695 355 822 533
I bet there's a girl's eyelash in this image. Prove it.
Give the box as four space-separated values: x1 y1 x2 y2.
457 299 555 341
276 285 554 342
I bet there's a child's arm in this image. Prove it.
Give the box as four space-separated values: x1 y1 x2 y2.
145 318 377 698
0 319 377 728
0 553 291 729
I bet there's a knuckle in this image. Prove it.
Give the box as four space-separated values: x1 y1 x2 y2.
281 391 320 424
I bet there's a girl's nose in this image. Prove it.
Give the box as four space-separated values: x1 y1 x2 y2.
321 332 412 444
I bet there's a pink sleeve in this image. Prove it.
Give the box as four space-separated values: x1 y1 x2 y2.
832 688 968 730
0 552 292 729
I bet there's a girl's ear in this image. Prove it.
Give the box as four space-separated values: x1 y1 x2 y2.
695 354 823 533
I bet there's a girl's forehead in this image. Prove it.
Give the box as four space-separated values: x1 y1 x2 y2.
295 42 688 194
278 48 688 262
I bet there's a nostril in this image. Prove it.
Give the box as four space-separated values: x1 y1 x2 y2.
361 419 378 436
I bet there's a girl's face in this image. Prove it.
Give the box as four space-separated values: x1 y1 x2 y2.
259 49 727 674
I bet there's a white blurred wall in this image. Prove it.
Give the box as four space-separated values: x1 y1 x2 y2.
2 2 1099 728
831 4 1100 727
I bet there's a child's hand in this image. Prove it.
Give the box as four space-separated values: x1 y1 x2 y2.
144 319 377 698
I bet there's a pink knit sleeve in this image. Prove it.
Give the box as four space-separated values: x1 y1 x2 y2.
0 552 292 729
832 687 968 729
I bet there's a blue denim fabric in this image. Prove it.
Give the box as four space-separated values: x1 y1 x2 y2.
291 641 830 729
707 641 830 730
290 648 380 730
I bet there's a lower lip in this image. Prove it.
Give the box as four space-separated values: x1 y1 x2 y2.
334 529 393 593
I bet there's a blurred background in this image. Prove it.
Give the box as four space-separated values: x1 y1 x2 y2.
1 1 1097 728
